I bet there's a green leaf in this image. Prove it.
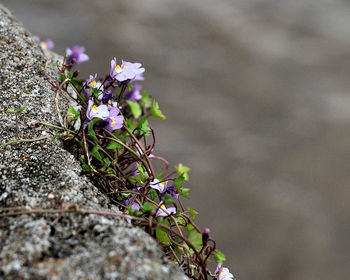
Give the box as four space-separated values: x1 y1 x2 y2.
127 100 142 119
141 91 152 107
141 201 155 213
91 88 100 99
138 117 151 135
113 130 125 140
128 205 139 216
187 229 202 251
71 78 83 91
182 243 194 255
6 108 15 114
188 208 198 220
137 164 149 181
67 71 73 79
176 216 186 226
103 157 111 169
66 106 79 123
55 60 60 66
159 217 171 227
125 119 136 132
60 74 66 82
179 188 190 199
79 93 86 102
213 251 226 263
187 224 194 231
81 163 90 172
16 106 25 114
175 163 190 181
155 226 171 246
149 189 157 200
174 174 184 189
163 194 172 205
106 167 116 175
150 101 166 120
106 141 122 150
87 118 100 143
91 145 102 162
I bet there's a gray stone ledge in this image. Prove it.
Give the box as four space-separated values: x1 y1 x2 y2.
0 4 187 280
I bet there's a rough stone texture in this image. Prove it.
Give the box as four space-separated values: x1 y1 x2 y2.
4 0 350 279
0 5 187 280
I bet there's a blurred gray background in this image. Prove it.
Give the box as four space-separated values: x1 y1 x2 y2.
3 0 350 279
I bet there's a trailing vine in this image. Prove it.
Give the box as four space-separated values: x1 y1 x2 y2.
2 42 235 280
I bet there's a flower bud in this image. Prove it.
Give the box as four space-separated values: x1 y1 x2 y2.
72 70 80 77
202 227 211 245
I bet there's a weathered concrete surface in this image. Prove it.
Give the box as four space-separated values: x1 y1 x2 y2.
5 0 350 279
0 5 187 280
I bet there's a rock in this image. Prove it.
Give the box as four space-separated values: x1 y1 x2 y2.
0 5 187 280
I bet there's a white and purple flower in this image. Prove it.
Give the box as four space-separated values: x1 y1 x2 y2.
85 74 104 92
150 179 179 199
150 178 167 193
66 45 89 65
86 100 109 121
110 58 145 82
155 203 176 217
86 100 123 131
40 39 55 50
104 107 124 131
214 263 234 280
125 84 142 101
101 90 115 105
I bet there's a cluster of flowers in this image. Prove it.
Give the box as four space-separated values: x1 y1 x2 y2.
65 46 145 133
50 43 235 280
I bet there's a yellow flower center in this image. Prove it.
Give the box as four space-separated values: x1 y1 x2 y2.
110 117 115 127
40 42 47 49
89 80 97 87
115 64 127 73
160 204 166 210
115 65 122 73
92 105 98 112
108 99 112 104
160 182 166 186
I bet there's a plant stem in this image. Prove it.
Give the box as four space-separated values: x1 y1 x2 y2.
0 135 51 149
123 125 156 179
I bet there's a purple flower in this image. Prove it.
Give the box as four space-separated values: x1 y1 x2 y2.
131 202 140 211
124 194 137 206
125 84 142 101
86 100 109 121
104 107 124 131
85 74 104 91
156 203 176 217
150 179 179 199
101 90 115 105
66 45 89 65
150 178 167 193
40 39 55 50
165 184 179 200
214 264 234 280
110 58 145 82
85 100 123 131
124 187 140 206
